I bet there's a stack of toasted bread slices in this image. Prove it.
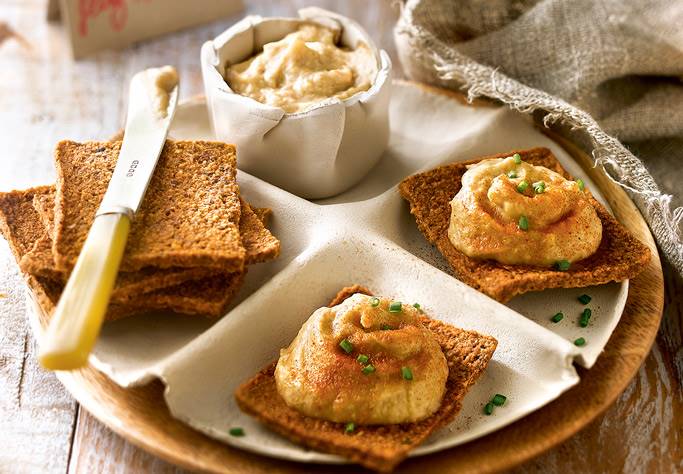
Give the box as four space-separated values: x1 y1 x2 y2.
0 140 280 321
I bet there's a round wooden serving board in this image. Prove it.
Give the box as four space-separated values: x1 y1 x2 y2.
42 83 664 473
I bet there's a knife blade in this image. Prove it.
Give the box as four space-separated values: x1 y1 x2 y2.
98 66 179 218
39 66 179 370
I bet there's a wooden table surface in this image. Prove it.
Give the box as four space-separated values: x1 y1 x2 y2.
1 1 680 473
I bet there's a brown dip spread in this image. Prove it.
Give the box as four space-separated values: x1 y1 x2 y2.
146 65 178 118
225 24 378 113
448 155 602 267
274 293 448 425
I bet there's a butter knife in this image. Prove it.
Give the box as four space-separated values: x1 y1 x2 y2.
39 66 179 370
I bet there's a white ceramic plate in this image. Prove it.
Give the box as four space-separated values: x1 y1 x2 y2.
29 81 628 464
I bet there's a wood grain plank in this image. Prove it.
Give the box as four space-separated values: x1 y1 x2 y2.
0 248 78 473
69 409 186 474
0 2 80 472
659 261 683 390
511 343 682 474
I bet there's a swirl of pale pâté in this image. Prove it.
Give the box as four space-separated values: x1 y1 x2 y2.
225 23 378 114
448 155 602 267
274 293 448 425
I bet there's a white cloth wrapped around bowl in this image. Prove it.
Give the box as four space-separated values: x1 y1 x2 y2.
201 7 392 199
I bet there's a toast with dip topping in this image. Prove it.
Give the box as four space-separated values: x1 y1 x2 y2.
398 147 651 302
235 286 497 472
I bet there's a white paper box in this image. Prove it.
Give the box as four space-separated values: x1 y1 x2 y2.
201 8 392 199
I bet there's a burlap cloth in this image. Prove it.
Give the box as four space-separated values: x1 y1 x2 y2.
394 0 683 275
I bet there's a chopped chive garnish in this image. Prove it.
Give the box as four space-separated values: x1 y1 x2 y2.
492 394 507 406
518 215 529 231
413 302 421 310
369 297 380 307
339 339 353 354
380 323 391 330
401 367 413 380
533 181 546 194
551 312 564 323
578 294 592 305
507 170 518 179
513 153 522 164
484 402 494 415
389 301 402 313
357 354 369 364
345 422 355 434
361 364 376 375
574 337 586 346
516 180 529 193
576 178 585 191
229 427 245 437
556 260 571 271
579 308 592 327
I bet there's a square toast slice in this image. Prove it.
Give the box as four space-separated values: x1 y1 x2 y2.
35 187 278 265
23 187 280 290
0 186 54 273
26 274 139 323
15 186 223 303
53 140 245 272
398 147 651 302
0 186 167 319
237 199 280 265
28 272 245 321
235 286 497 472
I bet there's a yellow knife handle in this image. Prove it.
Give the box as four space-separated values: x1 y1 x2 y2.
39 213 131 370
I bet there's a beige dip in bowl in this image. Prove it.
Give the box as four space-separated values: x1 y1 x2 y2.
201 8 392 199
